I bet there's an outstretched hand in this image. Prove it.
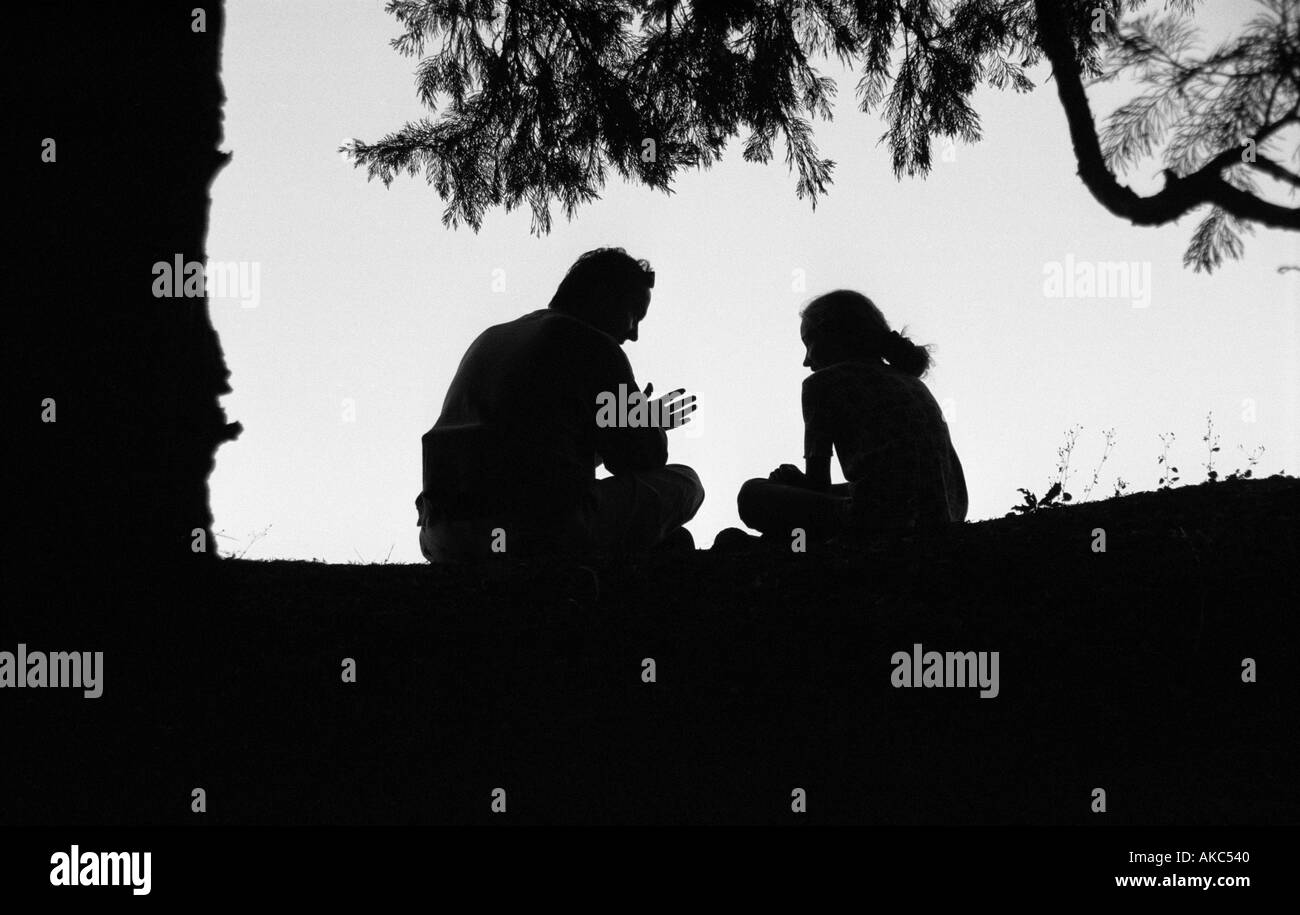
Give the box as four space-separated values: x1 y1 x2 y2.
644 383 697 430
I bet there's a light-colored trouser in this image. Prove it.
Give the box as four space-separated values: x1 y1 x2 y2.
420 464 705 563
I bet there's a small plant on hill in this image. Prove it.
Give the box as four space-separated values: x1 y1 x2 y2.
1202 411 1221 482
216 524 273 559
1008 416 1270 517
1081 427 1117 502
1157 433 1180 490
1226 444 1266 481
1055 424 1081 501
1008 481 1066 515
1008 426 1080 515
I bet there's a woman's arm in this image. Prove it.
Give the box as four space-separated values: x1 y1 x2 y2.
802 372 835 491
804 452 832 491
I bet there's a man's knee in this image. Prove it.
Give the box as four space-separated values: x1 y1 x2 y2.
419 521 462 564
664 463 705 519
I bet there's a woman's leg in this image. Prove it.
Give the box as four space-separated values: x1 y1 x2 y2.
737 478 850 539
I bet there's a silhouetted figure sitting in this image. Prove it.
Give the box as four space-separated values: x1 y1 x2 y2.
731 290 966 546
417 248 703 562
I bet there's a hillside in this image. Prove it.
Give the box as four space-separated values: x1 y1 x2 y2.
7 476 1298 825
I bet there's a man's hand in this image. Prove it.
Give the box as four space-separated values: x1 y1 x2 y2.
643 383 697 430
768 463 807 486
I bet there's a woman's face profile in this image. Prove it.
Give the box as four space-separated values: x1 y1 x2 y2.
801 319 834 371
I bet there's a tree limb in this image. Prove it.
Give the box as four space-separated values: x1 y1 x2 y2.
1033 0 1300 231
1249 154 1300 189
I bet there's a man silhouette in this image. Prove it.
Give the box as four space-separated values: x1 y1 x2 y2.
417 248 703 562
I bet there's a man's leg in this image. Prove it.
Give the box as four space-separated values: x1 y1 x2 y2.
420 511 558 562
737 478 850 540
577 464 705 553
420 515 506 563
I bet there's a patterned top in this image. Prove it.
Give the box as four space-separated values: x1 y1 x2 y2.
803 360 967 531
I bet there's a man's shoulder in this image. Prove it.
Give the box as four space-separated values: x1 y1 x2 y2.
495 309 622 349
509 308 601 332
539 310 631 370
467 309 630 390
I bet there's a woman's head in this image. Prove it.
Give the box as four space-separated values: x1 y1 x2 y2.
798 289 932 377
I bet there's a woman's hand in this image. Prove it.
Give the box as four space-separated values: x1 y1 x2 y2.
768 463 807 486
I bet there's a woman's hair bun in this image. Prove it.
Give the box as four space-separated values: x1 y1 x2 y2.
882 328 933 378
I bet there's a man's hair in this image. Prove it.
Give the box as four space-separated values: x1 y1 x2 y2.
548 247 654 317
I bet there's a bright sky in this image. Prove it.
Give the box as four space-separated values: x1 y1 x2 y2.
209 0 1297 562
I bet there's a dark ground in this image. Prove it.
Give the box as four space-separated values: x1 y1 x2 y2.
7 476 1298 825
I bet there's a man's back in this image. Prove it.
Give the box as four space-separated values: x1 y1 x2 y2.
438 309 610 454
420 309 664 523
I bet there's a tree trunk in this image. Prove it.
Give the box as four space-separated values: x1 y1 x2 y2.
9 1 237 580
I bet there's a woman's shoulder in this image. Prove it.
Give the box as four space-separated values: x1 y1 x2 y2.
804 359 900 391
807 359 889 378
806 360 944 416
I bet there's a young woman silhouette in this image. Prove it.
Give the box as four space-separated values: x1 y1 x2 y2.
728 290 967 546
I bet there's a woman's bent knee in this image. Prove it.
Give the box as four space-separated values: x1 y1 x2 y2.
736 478 771 530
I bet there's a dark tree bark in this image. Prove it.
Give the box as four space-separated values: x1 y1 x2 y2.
8 1 237 582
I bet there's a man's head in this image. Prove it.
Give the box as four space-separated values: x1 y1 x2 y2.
548 247 655 344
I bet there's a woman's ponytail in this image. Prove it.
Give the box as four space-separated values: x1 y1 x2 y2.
882 328 933 378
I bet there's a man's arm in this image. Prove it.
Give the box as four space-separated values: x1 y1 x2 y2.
594 346 668 474
599 400 668 473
